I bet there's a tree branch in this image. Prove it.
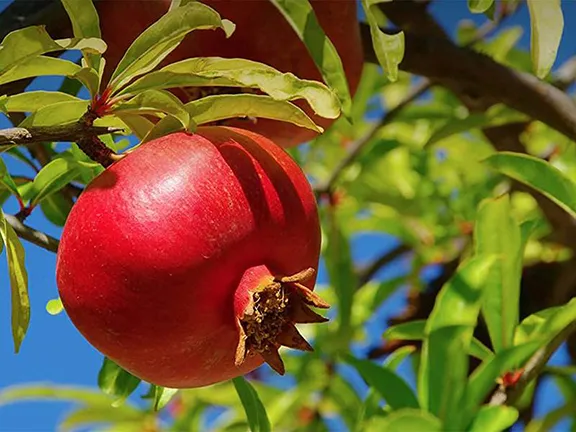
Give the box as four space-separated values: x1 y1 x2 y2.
489 320 576 406
0 124 123 148
356 244 411 288
5 214 59 253
361 16 576 142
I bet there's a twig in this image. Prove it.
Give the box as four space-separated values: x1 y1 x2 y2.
4 214 59 253
360 21 576 142
0 124 123 147
315 80 431 194
489 320 576 406
356 244 411 288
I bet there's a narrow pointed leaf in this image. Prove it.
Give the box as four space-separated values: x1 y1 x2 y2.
232 377 271 432
20 101 89 127
0 56 82 86
419 256 496 423
383 320 494 361
269 0 352 117
28 158 80 207
98 358 141 406
142 384 179 412
345 355 419 410
0 158 22 200
484 152 576 217
474 195 523 352
362 0 405 82
113 90 191 129
186 94 322 132
0 210 30 353
120 57 340 119
109 2 234 91
369 409 442 431
61 0 102 70
469 405 519 432
2 91 82 113
515 298 576 345
0 26 105 74
527 0 564 78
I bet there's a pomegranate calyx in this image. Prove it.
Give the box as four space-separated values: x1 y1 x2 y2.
234 267 329 375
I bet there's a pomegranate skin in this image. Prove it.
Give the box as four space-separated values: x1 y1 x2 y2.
97 0 364 147
56 127 321 388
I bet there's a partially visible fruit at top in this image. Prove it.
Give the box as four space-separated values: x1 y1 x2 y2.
97 0 364 147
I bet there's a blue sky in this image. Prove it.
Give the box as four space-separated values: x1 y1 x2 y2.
0 1 575 431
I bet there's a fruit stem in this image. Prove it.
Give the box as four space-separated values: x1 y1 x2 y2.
76 108 125 168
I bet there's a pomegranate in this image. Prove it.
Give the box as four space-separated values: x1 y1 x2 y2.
56 127 328 388
97 0 364 147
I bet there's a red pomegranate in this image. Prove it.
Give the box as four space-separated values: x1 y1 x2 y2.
97 0 364 147
56 127 328 388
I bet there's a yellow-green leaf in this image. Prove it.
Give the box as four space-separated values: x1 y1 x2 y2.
527 0 564 78
185 94 322 132
0 210 30 353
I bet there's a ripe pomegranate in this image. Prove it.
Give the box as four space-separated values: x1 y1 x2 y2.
97 0 364 147
56 127 328 388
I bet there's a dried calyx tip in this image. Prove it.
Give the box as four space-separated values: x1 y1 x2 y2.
235 267 329 375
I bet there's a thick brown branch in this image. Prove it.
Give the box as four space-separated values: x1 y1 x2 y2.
4 214 59 253
362 24 576 142
0 124 123 148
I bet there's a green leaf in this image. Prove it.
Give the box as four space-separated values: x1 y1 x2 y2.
0 157 23 200
419 256 496 425
484 152 576 218
474 195 523 352
369 409 443 431
98 358 141 407
0 384 122 406
185 94 322 132
46 298 64 316
515 298 576 345
20 100 89 127
119 57 340 120
322 209 357 343
525 404 576 432
2 91 82 113
108 2 234 91
383 320 494 361
466 341 541 410
0 56 82 86
141 384 178 411
232 377 271 432
40 193 73 227
361 0 405 82
345 355 419 410
468 0 495 13
27 158 80 207
527 0 564 78
60 405 144 432
0 210 30 353
61 0 102 70
73 67 102 98
141 114 189 144
269 0 353 117
115 114 155 140
469 405 519 432
113 90 191 129
0 26 106 75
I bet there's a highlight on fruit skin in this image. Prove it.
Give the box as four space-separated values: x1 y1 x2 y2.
97 0 364 147
56 126 329 388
